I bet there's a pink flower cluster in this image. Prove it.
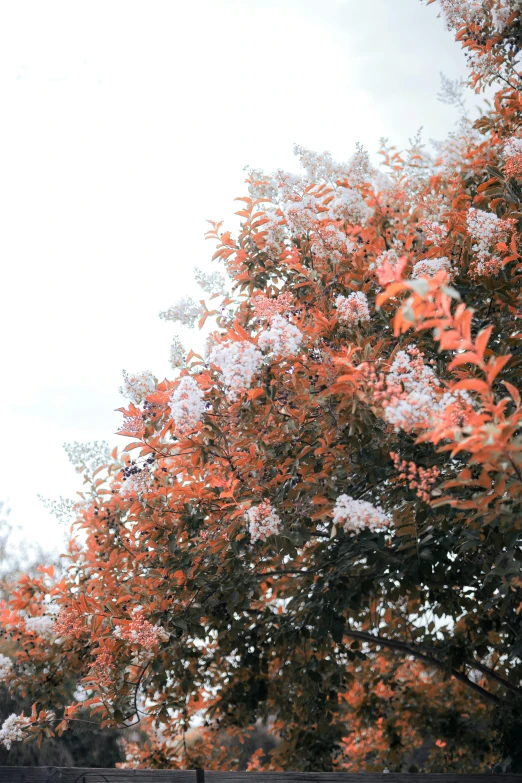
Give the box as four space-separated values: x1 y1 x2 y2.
390 452 440 503
245 501 281 543
335 292 370 324
332 495 390 533
53 607 85 639
253 292 293 320
258 314 302 358
87 648 115 688
210 340 263 400
114 608 169 648
170 376 205 434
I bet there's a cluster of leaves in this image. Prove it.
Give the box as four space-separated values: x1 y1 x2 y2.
1 0 522 772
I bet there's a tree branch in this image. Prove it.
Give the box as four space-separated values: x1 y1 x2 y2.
344 627 502 706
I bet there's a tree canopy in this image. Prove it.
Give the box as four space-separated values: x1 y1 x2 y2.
1 0 522 772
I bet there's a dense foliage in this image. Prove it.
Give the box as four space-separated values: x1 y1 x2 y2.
1 0 522 772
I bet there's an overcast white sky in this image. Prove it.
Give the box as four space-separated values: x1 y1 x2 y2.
0 0 482 556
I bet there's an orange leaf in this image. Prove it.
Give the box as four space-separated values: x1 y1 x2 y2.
452 378 491 397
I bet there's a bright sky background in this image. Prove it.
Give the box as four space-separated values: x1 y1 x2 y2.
0 0 484 557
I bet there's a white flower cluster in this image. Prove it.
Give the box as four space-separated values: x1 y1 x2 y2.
119 370 156 405
310 224 355 264
293 143 374 186
466 207 513 276
438 0 482 31
262 214 288 258
38 495 85 525
245 501 282 543
210 340 263 400
412 256 453 279
333 495 390 533
248 169 279 201
63 441 112 475
421 220 448 244
0 714 31 750
329 188 372 226
159 297 204 328
283 196 319 235
0 654 12 682
194 267 228 296
383 348 471 433
170 376 206 434
384 349 441 432
504 137 522 160
335 292 370 324
25 615 55 639
169 335 186 370
258 315 302 358
431 123 482 177
491 0 517 31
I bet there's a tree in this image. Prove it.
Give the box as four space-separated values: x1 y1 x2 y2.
1 0 522 772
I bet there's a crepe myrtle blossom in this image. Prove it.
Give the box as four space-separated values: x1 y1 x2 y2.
169 335 186 370
383 346 472 433
436 0 516 32
253 292 293 320
194 267 228 297
421 219 448 245
412 256 453 279
335 292 370 324
491 0 518 32
159 297 204 328
114 607 169 648
466 207 514 277
0 714 31 750
0 654 12 683
333 495 390 533
258 314 302 358
310 224 356 264
390 452 440 503
329 188 372 226
245 501 282 543
438 0 481 31
119 464 154 497
209 340 263 400
63 441 112 475
25 614 55 640
119 370 156 406
170 376 206 434
503 137 522 179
